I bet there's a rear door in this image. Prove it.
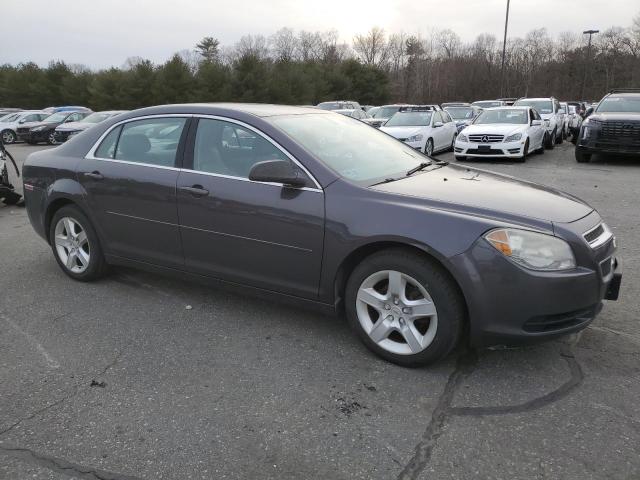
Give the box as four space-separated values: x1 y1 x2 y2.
176 116 325 299
78 115 189 268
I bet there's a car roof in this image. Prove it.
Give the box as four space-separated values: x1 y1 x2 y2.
483 106 530 110
516 98 553 101
122 103 329 118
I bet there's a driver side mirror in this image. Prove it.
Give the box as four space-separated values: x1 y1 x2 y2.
531 119 542 126
18 119 26 124
433 121 444 128
249 160 307 188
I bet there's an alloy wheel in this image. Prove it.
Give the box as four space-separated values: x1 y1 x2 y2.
54 217 90 273
355 270 438 355
48 133 57 145
2 130 15 144
425 140 433 156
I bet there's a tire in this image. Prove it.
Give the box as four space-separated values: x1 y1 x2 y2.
544 131 555 150
49 205 108 281
423 139 434 157
555 127 563 144
345 248 465 367
448 133 457 152
46 132 57 145
1 129 16 144
575 149 592 163
454 155 467 161
514 139 528 162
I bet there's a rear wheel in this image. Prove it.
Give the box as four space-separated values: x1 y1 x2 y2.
1 129 16 144
345 248 465 367
49 205 108 281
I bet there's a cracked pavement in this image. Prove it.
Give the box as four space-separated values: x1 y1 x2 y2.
1 143 639 479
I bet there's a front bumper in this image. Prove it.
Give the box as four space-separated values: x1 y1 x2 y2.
576 136 640 156
454 139 526 158
17 129 48 143
450 220 620 348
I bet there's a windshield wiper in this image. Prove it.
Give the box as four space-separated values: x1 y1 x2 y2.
406 162 432 176
370 177 402 186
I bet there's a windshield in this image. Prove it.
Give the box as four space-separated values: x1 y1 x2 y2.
596 96 640 113
445 107 474 120
317 102 343 110
1 113 20 122
373 106 402 119
44 112 70 122
268 113 425 184
367 107 380 117
384 112 432 127
514 99 553 114
474 109 528 124
473 101 502 108
82 112 113 123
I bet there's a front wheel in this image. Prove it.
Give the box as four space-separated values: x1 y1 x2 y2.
345 248 465 367
575 149 592 163
1 129 16 144
423 138 434 157
514 139 528 163
49 205 108 281
47 132 57 145
545 131 555 150
448 133 457 152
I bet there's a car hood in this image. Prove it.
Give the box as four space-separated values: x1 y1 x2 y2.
462 124 526 136
588 112 640 122
370 164 593 224
379 126 424 139
55 121 94 132
24 121 60 129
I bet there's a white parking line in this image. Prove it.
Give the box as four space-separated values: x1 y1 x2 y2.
1 313 60 369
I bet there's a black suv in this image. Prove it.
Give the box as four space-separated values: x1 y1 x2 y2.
575 89 640 162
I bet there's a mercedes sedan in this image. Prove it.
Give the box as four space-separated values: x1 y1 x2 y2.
23 104 621 367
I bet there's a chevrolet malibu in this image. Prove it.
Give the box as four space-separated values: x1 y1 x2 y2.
23 104 622 367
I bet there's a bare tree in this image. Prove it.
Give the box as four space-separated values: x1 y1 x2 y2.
236 35 269 59
270 28 297 62
353 27 389 68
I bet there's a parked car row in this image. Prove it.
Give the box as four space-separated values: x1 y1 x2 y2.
0 107 126 145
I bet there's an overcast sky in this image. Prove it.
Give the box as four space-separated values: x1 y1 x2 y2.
2 0 637 69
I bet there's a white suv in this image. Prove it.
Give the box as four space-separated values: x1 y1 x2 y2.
0 110 50 144
380 106 457 156
513 97 564 149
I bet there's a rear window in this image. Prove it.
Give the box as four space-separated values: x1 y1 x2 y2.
94 126 122 159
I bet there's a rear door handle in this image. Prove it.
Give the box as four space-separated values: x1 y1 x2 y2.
84 171 103 180
179 185 209 197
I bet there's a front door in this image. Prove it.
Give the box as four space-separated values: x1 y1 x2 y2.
78 116 189 268
176 117 325 299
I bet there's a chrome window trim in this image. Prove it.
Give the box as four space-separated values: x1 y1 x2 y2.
191 114 322 191
84 113 323 193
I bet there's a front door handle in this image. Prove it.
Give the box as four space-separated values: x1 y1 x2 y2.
179 185 209 197
84 171 103 180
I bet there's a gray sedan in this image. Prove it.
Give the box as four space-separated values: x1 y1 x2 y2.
22 104 621 366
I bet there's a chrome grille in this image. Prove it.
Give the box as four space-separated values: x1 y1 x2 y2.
600 121 640 139
583 223 613 249
468 134 504 143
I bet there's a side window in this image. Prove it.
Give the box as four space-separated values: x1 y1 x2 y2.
534 110 542 121
115 117 186 167
95 126 122 159
433 112 442 124
529 109 535 123
24 114 39 122
193 118 295 179
442 111 452 123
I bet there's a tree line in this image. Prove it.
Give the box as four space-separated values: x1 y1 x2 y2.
1 13 639 111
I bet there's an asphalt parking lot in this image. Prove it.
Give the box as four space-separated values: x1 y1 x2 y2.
1 142 639 480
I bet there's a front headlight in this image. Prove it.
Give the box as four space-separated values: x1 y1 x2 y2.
582 126 591 139
406 134 423 142
484 228 576 271
504 133 522 142
458 133 467 142
31 126 46 132
544 119 550 126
